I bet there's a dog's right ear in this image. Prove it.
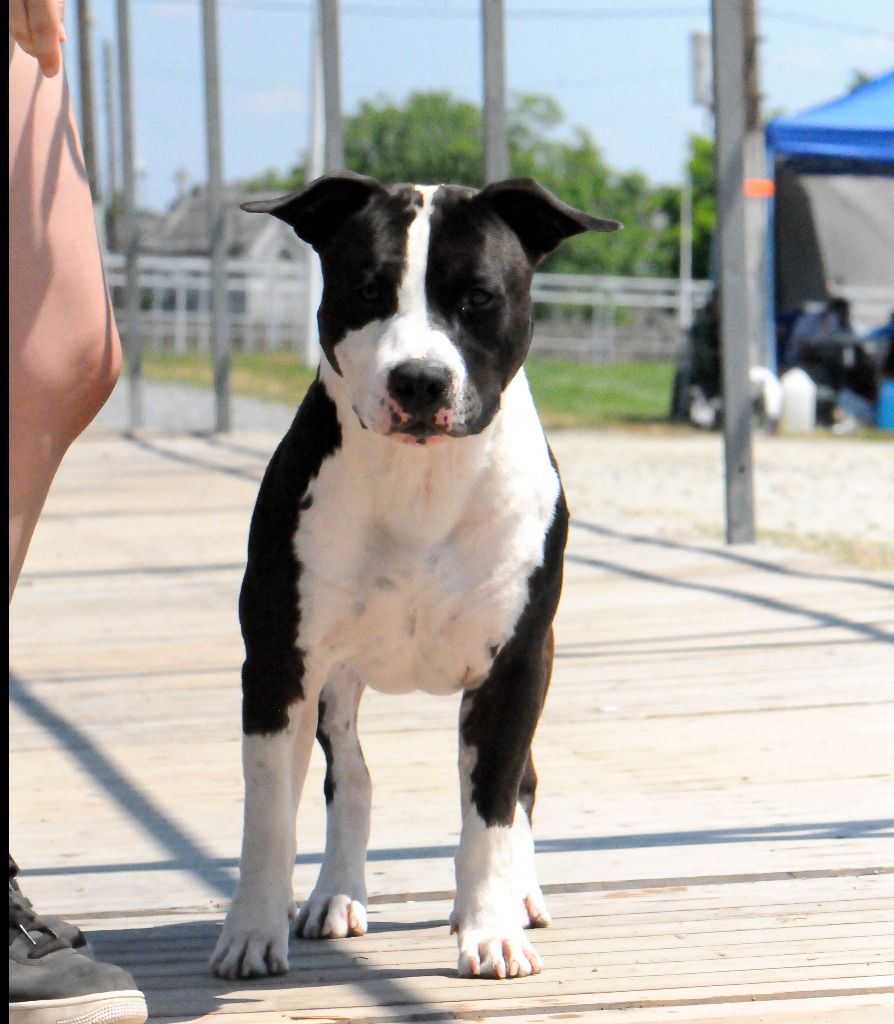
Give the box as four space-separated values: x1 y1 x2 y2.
241 171 387 250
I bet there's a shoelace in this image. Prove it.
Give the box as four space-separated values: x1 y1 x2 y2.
9 881 70 958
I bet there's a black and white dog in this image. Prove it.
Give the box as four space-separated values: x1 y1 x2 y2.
211 172 619 981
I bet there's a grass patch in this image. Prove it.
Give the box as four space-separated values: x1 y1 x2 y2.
143 350 316 408
526 357 676 428
142 350 676 429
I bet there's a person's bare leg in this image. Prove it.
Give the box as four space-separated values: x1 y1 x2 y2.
8 32 148 1024
9 36 121 602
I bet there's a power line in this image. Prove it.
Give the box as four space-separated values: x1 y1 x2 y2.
762 6 894 41
510 5 703 17
339 4 705 17
134 0 705 18
134 0 308 10
133 0 894 40
546 67 685 89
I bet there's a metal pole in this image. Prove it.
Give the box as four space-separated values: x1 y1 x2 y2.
679 167 693 336
202 0 231 432
319 0 344 171
711 0 755 544
686 26 711 333
481 0 508 183
743 0 760 135
116 0 142 431
303 5 325 367
742 0 769 369
76 0 100 202
102 39 119 243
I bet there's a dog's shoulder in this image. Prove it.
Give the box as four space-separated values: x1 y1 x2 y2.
249 378 340 533
240 379 340 640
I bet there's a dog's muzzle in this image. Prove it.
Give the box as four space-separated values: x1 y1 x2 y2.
386 359 456 443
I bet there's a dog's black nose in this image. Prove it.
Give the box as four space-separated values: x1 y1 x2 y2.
387 359 453 417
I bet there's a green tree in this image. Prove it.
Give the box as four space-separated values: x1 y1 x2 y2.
346 91 484 186
687 134 715 280
245 90 710 278
506 108 677 276
246 166 305 194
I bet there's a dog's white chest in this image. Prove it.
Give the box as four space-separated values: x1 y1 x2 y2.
295 373 559 697
307 527 512 695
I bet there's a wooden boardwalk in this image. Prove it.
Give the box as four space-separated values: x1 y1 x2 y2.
9 430 894 1024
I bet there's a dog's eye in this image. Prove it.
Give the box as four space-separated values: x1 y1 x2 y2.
357 283 383 303
463 288 494 311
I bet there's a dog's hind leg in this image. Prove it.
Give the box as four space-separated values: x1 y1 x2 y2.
296 668 371 939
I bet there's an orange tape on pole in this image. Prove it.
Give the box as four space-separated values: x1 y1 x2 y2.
744 177 775 198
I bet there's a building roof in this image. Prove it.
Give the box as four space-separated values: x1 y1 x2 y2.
134 183 305 260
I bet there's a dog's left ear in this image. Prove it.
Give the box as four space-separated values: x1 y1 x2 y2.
241 170 388 250
474 178 621 262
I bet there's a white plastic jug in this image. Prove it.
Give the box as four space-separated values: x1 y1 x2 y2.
779 368 817 434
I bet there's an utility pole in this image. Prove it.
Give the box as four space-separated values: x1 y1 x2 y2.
742 0 770 369
481 0 508 183
679 174 693 336
302 0 342 369
711 0 756 544
743 0 760 134
202 0 231 432
319 0 344 171
116 0 142 431
76 0 100 202
681 30 711 340
102 39 119 247
304 5 325 367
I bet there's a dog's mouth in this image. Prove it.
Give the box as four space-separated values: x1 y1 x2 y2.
391 420 452 446
352 397 474 445
383 400 460 445
351 405 454 445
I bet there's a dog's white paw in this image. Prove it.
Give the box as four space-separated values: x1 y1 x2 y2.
296 892 368 939
210 903 292 979
454 922 543 979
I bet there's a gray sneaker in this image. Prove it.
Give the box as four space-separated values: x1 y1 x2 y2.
9 875 148 1024
9 876 93 956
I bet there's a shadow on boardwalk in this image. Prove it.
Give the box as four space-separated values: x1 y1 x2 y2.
9 429 894 1023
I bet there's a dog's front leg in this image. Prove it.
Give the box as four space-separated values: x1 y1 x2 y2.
451 484 566 981
211 698 318 978
451 627 555 980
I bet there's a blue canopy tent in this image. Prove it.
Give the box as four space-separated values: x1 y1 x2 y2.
764 72 894 368
766 70 894 173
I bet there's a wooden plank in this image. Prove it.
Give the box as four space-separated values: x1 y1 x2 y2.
8 429 894 1022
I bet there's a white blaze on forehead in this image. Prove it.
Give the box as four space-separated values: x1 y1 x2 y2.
397 185 439 319
328 182 468 434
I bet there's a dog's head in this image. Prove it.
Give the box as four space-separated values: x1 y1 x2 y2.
243 172 620 445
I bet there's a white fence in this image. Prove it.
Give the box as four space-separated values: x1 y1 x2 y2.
104 252 711 362
105 254 310 355
532 274 713 360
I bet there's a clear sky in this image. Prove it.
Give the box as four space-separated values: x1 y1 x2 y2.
66 0 894 212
